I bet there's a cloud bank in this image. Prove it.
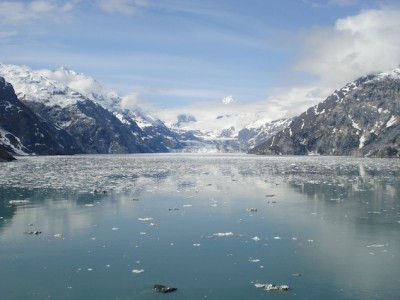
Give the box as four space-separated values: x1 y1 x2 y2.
153 6 400 124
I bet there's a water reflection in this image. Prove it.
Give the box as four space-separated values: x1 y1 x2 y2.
0 154 399 299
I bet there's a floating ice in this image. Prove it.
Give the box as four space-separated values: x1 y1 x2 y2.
53 233 63 238
9 200 30 205
252 236 261 241
255 283 289 291
366 244 387 248
246 208 258 212
132 269 144 274
193 243 201 247
138 217 154 221
111 227 119 231
213 232 234 237
273 236 281 240
249 258 261 262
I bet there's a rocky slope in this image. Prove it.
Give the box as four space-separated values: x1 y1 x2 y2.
0 148 15 162
0 64 173 155
41 66 183 152
0 76 81 155
249 69 400 157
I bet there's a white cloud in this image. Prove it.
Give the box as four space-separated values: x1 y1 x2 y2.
120 92 143 111
328 0 359 6
222 95 235 105
0 0 79 25
254 6 400 120
95 0 148 14
295 7 400 89
153 7 400 124
0 31 17 39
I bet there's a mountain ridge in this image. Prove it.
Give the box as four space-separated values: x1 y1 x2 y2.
249 69 400 157
2 63 399 157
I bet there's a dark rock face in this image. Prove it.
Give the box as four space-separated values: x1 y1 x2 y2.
0 64 185 155
250 71 400 158
174 114 196 127
25 99 154 154
0 148 15 162
0 77 81 155
153 284 177 293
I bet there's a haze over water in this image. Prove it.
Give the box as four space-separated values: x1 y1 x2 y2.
1 154 399 299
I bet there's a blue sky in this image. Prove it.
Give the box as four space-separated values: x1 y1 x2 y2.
1 0 400 122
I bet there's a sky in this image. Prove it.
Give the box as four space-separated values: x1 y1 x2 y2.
1 0 400 124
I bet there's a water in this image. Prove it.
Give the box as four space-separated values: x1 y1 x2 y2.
0 154 399 300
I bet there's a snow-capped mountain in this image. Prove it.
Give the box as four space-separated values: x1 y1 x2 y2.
0 76 81 155
166 109 290 152
238 118 293 150
0 64 175 154
41 66 183 152
250 69 400 157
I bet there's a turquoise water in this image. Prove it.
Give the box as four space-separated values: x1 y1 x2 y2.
0 154 399 299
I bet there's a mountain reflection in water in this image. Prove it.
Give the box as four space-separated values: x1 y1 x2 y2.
0 154 399 300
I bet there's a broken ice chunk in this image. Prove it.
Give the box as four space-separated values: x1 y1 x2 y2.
255 283 289 291
138 217 154 221
213 232 234 237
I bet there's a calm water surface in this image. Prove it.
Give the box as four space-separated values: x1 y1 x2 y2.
0 154 399 300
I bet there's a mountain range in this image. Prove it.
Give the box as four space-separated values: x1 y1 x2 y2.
1 63 399 158
250 69 400 157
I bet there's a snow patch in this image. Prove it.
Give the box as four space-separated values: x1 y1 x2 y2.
0 128 30 155
386 115 397 128
359 132 367 149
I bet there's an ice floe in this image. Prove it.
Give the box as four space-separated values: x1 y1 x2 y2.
9 200 30 205
213 232 234 237
138 217 154 221
255 283 289 291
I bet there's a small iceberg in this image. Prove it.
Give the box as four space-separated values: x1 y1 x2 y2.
246 208 258 212
255 283 289 291
213 232 234 237
153 284 177 293
9 200 30 205
132 269 144 274
138 217 154 221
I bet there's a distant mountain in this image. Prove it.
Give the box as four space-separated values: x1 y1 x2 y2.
167 111 290 153
238 118 293 150
249 69 400 157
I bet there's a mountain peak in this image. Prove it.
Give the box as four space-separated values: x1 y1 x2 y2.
375 68 400 81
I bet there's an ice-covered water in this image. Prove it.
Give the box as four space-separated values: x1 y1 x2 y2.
0 154 399 299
